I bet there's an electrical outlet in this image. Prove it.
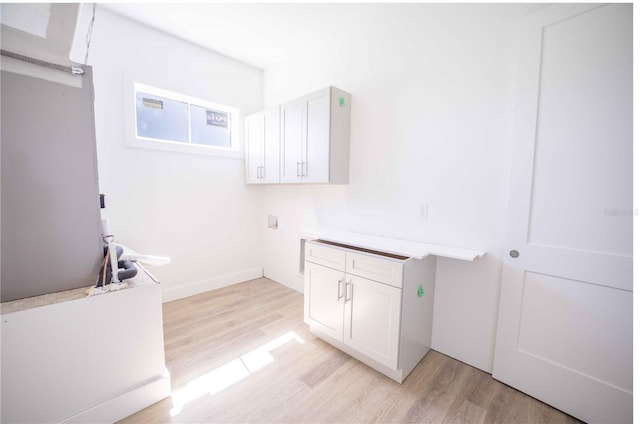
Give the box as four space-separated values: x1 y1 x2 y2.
268 215 278 229
418 204 428 220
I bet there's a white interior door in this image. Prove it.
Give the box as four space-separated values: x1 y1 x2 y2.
493 4 632 423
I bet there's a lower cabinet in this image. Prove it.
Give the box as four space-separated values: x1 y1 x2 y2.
304 240 435 383
306 262 401 369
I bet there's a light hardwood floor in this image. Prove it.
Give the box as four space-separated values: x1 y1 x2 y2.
119 278 582 423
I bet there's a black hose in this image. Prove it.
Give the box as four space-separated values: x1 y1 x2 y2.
117 260 138 281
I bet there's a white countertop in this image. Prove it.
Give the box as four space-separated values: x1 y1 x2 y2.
301 227 485 261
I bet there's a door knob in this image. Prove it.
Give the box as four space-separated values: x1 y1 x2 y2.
509 250 520 258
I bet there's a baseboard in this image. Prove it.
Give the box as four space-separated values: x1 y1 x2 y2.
62 370 171 423
161 267 263 303
263 270 304 294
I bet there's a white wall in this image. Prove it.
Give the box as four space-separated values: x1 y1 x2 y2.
261 3 531 372
0 3 78 65
63 3 542 373
70 6 265 300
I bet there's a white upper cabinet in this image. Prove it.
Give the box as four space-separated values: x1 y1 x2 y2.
245 107 280 184
280 86 351 184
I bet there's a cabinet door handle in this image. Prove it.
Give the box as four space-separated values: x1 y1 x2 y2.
337 278 343 301
296 162 301 177
345 280 352 303
257 165 261 179
301 161 307 177
260 166 264 179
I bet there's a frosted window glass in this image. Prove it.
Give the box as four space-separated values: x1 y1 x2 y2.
136 92 188 143
190 105 231 147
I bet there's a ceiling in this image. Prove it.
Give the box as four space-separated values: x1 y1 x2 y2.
101 3 370 70
100 3 545 72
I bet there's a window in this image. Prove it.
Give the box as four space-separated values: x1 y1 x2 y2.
128 82 240 158
136 92 189 143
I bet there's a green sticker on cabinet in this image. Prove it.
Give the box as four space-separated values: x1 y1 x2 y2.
418 285 425 297
339 97 345 107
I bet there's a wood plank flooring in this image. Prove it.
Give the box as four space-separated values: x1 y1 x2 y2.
119 278 582 423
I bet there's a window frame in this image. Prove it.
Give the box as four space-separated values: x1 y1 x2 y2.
125 81 242 159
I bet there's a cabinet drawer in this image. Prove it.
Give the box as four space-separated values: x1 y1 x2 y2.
346 252 404 288
306 241 346 271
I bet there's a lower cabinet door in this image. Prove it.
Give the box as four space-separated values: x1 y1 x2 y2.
305 262 345 341
343 274 401 370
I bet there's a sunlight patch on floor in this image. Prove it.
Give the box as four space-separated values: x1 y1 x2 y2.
170 331 305 416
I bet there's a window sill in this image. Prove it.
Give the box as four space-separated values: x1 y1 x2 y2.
125 137 244 160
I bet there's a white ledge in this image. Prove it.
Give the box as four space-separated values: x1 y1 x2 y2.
301 227 485 261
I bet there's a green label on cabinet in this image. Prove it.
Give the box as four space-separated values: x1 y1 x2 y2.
339 97 345 107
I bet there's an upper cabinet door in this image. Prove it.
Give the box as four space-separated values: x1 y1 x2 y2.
262 106 280 184
280 99 304 183
245 112 265 184
302 88 331 183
